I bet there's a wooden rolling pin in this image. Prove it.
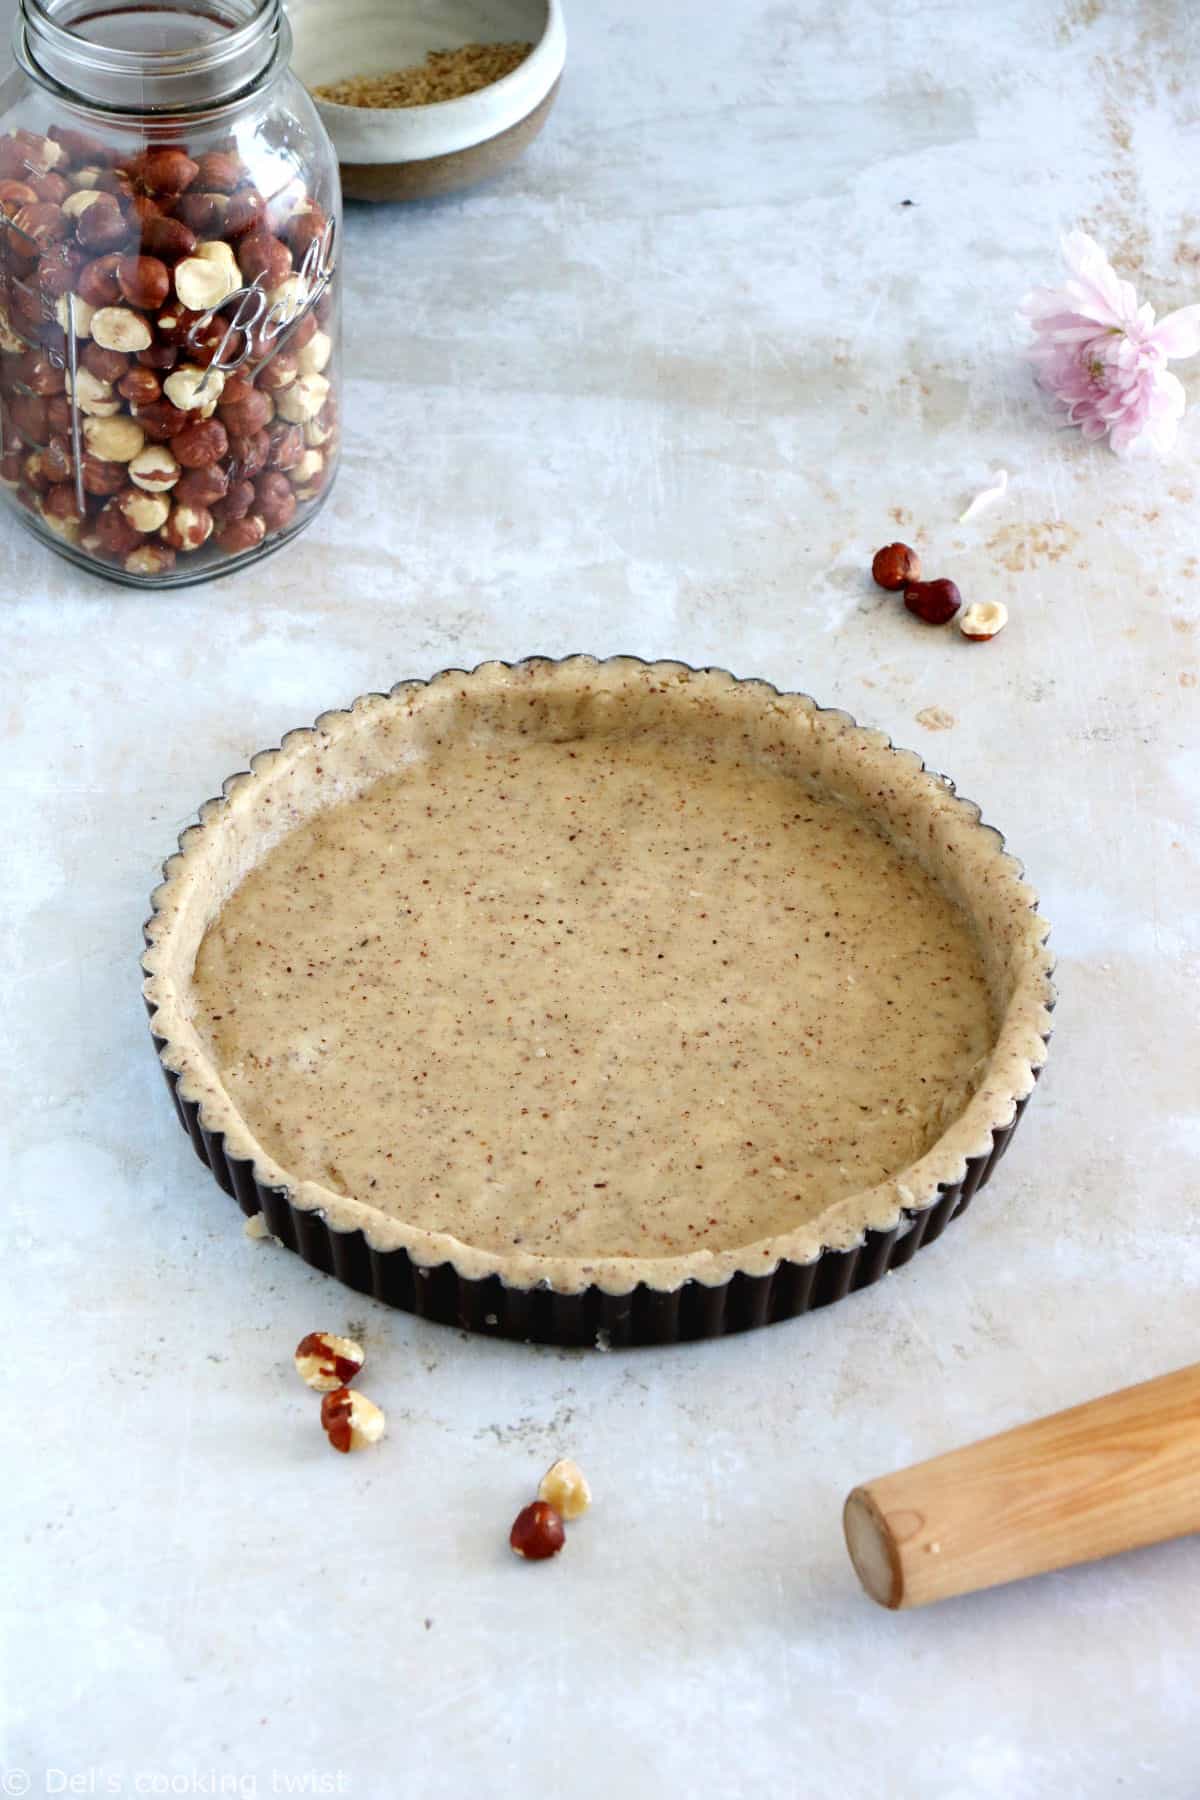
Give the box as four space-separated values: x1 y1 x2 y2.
843 1362 1200 1609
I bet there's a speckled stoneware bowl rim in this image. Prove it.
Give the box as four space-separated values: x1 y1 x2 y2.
291 0 567 165
142 655 1055 1347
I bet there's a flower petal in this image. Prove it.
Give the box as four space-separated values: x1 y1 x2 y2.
1150 305 1200 361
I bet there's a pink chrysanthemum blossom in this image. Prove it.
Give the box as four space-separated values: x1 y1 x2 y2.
1020 231 1200 456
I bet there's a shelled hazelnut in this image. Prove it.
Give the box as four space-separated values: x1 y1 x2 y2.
0 117 338 577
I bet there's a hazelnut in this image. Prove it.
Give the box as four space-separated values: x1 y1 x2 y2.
69 166 105 190
137 342 178 371
161 499 213 551
959 600 1009 641
90 306 152 353
117 485 170 533
212 478 254 524
81 341 130 384
170 417 228 468
293 1330 366 1393
66 367 119 417
0 450 21 486
116 253 170 311
237 230 291 289
0 177 39 213
76 253 125 307
89 499 142 557
79 452 128 497
163 362 225 415
61 187 105 223
155 304 198 345
46 397 75 436
215 510 265 552
12 201 67 247
83 414 145 463
226 428 269 478
904 578 962 625
124 541 176 576
127 192 162 229
509 1500 566 1561
255 469 296 531
75 195 129 253
92 169 133 200
224 187 265 237
136 149 199 198
22 450 55 492
218 377 271 437
8 393 49 442
53 292 95 338
40 480 84 536
19 348 66 395
193 150 242 193
13 132 64 175
265 177 307 233
266 273 309 324
37 241 85 297
296 329 331 377
872 542 921 591
194 238 241 280
131 396 189 442
175 462 228 506
288 205 330 263
176 191 229 235
266 421 304 470
30 173 69 207
258 350 298 392
139 212 197 263
29 436 72 484
0 307 26 355
275 372 329 424
537 1458 592 1521
289 447 325 489
49 126 110 166
128 444 180 492
319 1386 386 1454
174 248 240 311
118 365 161 406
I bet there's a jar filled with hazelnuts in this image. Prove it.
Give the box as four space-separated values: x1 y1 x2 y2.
0 0 340 583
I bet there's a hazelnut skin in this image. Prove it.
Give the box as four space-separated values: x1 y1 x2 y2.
871 542 921 591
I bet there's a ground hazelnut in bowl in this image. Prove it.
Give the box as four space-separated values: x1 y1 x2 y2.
290 0 566 201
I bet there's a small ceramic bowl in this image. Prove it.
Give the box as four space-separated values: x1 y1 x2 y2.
289 0 566 202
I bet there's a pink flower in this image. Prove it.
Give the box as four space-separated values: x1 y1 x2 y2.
1019 232 1200 456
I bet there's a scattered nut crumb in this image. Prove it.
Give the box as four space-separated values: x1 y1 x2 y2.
243 1212 271 1239
916 706 957 732
320 1386 386 1453
295 1330 366 1392
959 599 1009 641
538 1458 592 1521
509 1500 565 1561
313 42 532 109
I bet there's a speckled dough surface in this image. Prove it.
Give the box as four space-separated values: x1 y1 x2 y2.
190 733 996 1259
146 658 1053 1292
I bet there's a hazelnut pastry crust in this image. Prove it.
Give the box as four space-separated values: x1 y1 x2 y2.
143 658 1054 1339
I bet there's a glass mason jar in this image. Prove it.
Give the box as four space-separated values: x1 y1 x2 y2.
0 0 340 585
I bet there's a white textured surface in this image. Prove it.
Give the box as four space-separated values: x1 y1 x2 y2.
4 1 1200 1794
